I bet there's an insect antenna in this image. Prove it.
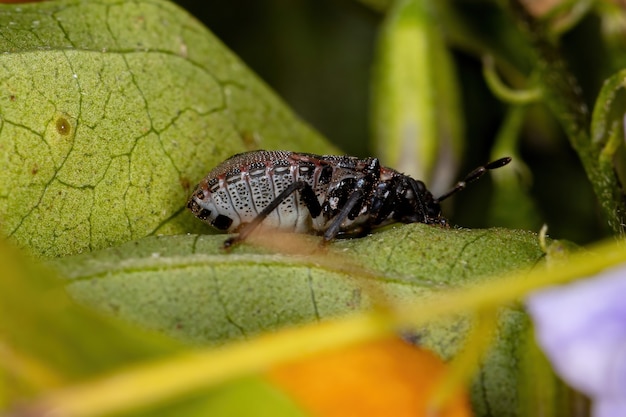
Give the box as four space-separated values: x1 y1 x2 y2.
434 157 512 203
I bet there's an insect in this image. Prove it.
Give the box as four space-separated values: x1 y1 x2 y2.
187 150 511 247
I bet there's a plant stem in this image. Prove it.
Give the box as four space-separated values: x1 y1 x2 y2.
508 0 626 236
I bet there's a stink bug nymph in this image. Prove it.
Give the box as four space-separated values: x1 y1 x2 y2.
187 150 511 247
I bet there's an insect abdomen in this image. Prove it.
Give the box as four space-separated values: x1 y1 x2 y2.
188 151 325 232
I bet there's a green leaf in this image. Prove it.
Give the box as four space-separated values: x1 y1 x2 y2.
200 377 308 417
0 242 180 388
0 0 336 258
50 225 544 343
51 223 547 417
0 238 310 416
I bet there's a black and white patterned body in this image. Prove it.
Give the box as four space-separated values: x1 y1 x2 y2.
187 150 511 246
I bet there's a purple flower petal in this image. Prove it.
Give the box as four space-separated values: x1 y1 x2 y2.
526 265 626 416
595 399 626 417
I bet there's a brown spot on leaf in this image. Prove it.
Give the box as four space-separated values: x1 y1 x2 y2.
56 117 71 136
179 176 190 191
241 131 260 150
31 164 39 175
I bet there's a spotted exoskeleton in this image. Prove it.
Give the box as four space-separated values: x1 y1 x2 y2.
187 150 511 247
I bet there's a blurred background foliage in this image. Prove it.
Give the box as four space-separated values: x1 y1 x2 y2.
174 0 626 244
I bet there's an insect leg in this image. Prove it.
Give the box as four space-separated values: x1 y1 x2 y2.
323 158 380 242
370 180 399 224
223 180 321 248
322 188 365 242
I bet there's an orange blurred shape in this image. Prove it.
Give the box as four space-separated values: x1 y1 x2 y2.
267 337 472 417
